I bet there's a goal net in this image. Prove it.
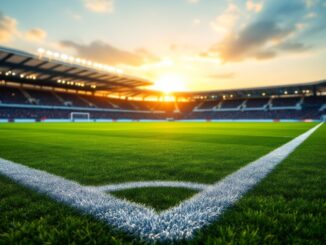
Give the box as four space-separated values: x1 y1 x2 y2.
322 114 326 122
70 112 90 122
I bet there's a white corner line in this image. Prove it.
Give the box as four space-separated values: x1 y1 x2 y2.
87 181 210 192
0 123 322 242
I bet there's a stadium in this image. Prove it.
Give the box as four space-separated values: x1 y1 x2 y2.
0 1 325 244
0 46 325 122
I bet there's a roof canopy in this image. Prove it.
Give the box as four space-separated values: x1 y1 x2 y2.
173 80 326 99
0 46 152 93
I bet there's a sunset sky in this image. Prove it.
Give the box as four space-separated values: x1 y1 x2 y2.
0 0 325 92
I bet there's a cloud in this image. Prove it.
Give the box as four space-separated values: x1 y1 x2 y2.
83 0 114 13
0 12 18 43
209 1 323 62
210 3 240 38
187 0 199 4
277 41 310 52
212 20 294 62
0 11 47 45
24 28 47 42
305 0 317 8
60 40 158 66
246 0 263 13
192 18 201 26
209 72 236 80
66 10 83 21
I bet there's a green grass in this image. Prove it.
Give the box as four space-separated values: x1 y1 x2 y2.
111 187 198 211
0 122 312 210
0 122 325 244
0 122 312 185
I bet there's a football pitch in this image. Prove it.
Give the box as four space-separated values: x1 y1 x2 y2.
0 122 325 244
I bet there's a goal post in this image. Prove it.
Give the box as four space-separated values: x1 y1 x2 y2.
70 112 90 122
322 114 326 122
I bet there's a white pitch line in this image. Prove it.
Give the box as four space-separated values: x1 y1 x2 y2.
0 123 322 242
88 181 210 192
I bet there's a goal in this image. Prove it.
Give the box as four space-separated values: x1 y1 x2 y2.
322 114 326 122
70 112 90 122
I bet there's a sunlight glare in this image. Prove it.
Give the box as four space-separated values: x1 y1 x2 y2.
153 74 187 94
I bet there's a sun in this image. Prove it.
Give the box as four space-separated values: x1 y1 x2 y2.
152 74 187 94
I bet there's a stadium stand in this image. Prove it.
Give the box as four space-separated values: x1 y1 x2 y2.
219 99 244 110
25 89 62 106
148 101 176 113
130 100 151 111
80 95 113 108
113 99 138 110
177 101 198 113
195 101 219 110
57 92 90 107
270 97 302 110
0 107 163 121
0 46 325 122
1 87 325 121
244 98 269 110
0 87 28 104
303 96 326 111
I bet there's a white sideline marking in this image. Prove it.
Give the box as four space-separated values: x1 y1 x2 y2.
88 181 210 192
0 123 322 242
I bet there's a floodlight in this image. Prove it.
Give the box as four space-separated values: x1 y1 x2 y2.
37 48 45 54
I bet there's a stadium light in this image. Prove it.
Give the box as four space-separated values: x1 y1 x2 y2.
46 50 53 57
57 79 86 88
61 54 68 60
37 48 124 75
37 48 45 54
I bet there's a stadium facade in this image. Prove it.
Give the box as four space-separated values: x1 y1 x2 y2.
0 46 325 123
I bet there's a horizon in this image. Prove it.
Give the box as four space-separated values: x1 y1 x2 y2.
0 0 326 92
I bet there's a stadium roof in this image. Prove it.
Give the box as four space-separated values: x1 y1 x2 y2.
0 46 152 93
173 80 326 99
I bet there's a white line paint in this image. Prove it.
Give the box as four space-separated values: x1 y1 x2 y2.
0 123 322 242
88 181 210 192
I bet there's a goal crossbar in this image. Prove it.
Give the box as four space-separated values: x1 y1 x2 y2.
70 112 90 122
